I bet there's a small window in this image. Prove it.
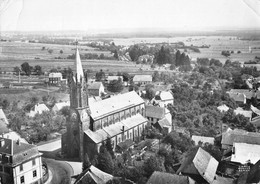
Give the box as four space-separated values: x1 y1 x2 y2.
32 159 36 166
20 176 25 184
33 170 37 178
20 164 23 172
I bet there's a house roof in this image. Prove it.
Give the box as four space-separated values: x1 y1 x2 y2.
234 108 252 119
74 165 113 184
107 76 123 81
89 91 144 120
145 105 165 119
146 171 195 184
53 101 70 112
85 114 147 143
1 131 28 144
32 103 49 113
0 109 9 134
84 129 108 144
231 143 260 164
155 91 174 101
191 135 215 145
227 92 246 103
157 118 171 129
48 72 62 78
0 137 40 166
217 104 229 113
250 105 260 116
88 82 103 90
133 75 152 82
177 147 218 184
221 128 260 147
229 89 260 99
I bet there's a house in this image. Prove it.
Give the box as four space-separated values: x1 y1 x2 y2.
217 104 229 113
227 92 246 105
27 103 49 117
229 89 260 100
48 72 67 85
191 135 215 146
0 137 43 184
106 76 123 83
61 46 149 161
231 143 260 164
52 101 70 113
234 107 252 120
88 82 105 97
145 105 172 126
177 147 219 184
74 165 113 184
154 118 172 134
146 171 195 184
151 91 174 107
133 75 152 86
221 128 260 150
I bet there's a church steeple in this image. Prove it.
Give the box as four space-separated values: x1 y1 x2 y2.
69 42 89 109
75 43 84 83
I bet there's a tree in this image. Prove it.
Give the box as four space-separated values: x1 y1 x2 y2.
60 50 63 54
128 84 139 92
143 156 164 178
97 148 114 174
48 49 54 54
34 65 42 75
21 62 31 76
145 84 155 100
82 153 91 171
107 79 124 93
96 69 106 81
13 66 20 75
106 138 115 158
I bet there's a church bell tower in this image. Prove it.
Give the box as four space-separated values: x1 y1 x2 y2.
66 42 90 161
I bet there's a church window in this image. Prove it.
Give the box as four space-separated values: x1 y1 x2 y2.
114 113 119 123
120 111 125 120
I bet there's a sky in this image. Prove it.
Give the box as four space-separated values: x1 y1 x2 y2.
0 0 260 32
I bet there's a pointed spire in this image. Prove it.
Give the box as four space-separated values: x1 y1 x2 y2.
75 42 84 82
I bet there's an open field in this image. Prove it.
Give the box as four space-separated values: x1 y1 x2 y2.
114 36 260 63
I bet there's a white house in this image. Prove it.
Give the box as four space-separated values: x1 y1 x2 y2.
0 138 43 184
48 72 67 85
88 82 105 97
152 91 174 107
133 75 152 86
52 101 70 113
27 103 49 117
191 135 215 146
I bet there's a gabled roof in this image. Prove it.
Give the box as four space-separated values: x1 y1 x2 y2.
145 105 165 119
229 89 260 99
234 108 252 119
191 135 214 145
53 101 70 112
157 118 171 129
231 143 260 164
89 91 144 120
74 165 113 184
88 82 103 90
155 91 174 101
217 104 229 113
146 171 195 184
177 147 218 184
227 92 246 103
221 128 260 147
133 75 152 82
0 137 40 166
85 114 147 143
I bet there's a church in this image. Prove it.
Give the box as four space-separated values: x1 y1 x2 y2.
61 47 148 161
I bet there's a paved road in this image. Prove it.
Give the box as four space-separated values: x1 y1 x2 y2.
43 158 73 184
38 139 61 152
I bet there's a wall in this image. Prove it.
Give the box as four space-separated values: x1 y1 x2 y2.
13 156 42 184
